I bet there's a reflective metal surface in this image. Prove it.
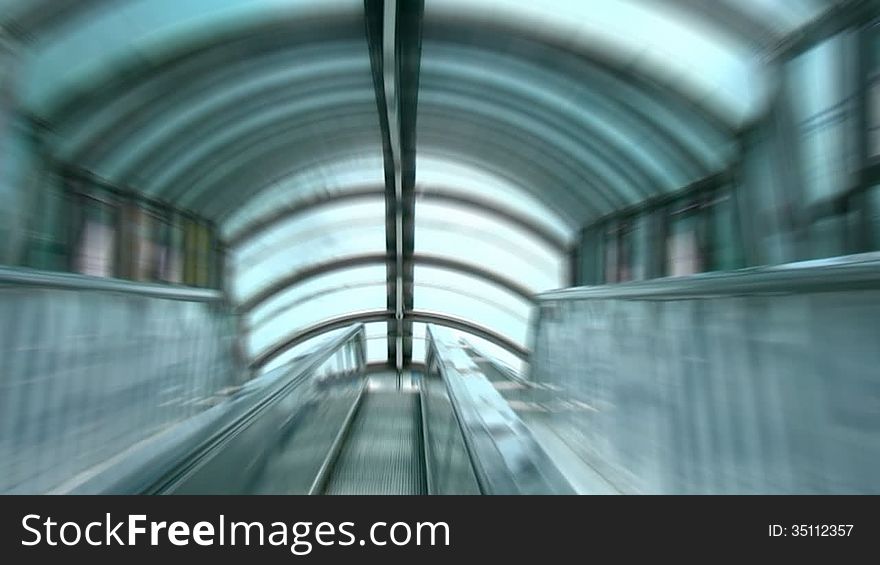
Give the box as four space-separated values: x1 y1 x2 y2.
529 254 880 494
0 269 237 494
425 326 574 494
138 325 366 495
420 367 481 495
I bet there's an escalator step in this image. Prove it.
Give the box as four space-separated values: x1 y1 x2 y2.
324 390 425 495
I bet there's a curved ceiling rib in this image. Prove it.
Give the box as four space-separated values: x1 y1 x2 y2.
188 137 382 215
82 64 375 179
421 43 715 179
38 16 367 126
57 45 704 225
213 151 385 222
247 278 529 331
154 109 379 201
422 13 741 132
238 253 537 314
84 53 708 193
415 148 593 226
215 143 585 233
418 109 635 212
225 186 569 251
420 88 662 200
91 88 651 222
66 54 686 218
250 309 530 370
130 108 605 221
24 2 747 232
2 0 830 55
1 0 115 43
60 43 371 158
112 70 369 179
10 0 833 127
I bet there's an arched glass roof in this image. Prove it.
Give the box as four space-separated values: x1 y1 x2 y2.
0 0 840 371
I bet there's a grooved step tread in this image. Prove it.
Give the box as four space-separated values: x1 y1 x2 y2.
324 391 425 495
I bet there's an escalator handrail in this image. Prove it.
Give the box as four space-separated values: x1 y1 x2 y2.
424 339 491 495
72 324 367 494
145 323 367 493
425 326 574 495
539 252 880 302
0 265 223 302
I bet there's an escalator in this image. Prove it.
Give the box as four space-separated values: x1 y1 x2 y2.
320 387 426 495
72 324 571 495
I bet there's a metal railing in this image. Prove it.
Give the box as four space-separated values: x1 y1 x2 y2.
529 252 880 494
0 265 223 302
541 251 880 302
423 325 573 495
132 324 367 494
0 266 234 494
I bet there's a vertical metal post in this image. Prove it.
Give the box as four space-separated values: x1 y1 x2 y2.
568 238 581 287
773 67 812 262
0 31 23 265
731 128 761 267
852 23 874 252
647 206 667 279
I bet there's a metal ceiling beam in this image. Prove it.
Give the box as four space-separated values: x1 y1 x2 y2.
580 169 729 231
423 18 736 136
111 69 654 222
417 146 591 226
767 0 879 63
421 44 712 178
31 3 757 153
396 0 424 368
91 74 374 180
0 0 115 44
137 100 611 221
207 139 585 229
208 146 380 222
94 58 670 219
32 5 728 226
108 69 370 182
251 310 388 370
150 97 638 220
418 85 659 202
43 19 365 129
225 185 568 251
226 185 382 245
364 0 397 370
655 0 783 48
246 279 530 336
94 59 708 205
238 252 536 314
408 310 529 359
114 77 661 220
250 308 529 370
418 108 633 209
17 0 784 137
157 106 377 202
54 22 714 212
364 0 424 371
239 254 386 314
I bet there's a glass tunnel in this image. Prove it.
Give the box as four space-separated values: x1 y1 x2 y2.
0 0 879 495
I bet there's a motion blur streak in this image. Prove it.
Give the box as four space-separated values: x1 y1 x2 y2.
0 1 878 495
